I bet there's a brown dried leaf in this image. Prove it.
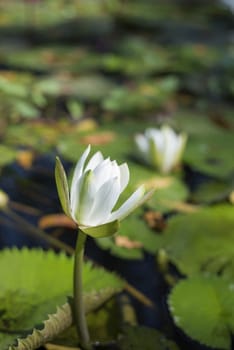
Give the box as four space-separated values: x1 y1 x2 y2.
139 176 173 190
80 132 116 145
143 211 166 231
114 235 143 249
74 118 97 132
16 150 35 169
39 214 77 230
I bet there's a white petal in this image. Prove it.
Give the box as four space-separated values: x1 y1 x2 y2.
146 128 164 152
161 126 178 173
92 158 113 190
110 160 120 178
70 173 84 222
83 177 121 226
70 145 90 208
108 185 145 222
119 163 129 193
135 134 148 154
85 151 104 171
76 170 96 224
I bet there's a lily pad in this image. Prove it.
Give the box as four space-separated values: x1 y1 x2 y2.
160 205 234 280
103 77 179 114
168 276 234 349
184 129 234 179
0 248 124 350
127 162 189 213
191 179 234 204
0 145 17 167
4 46 102 74
39 74 116 102
95 210 162 259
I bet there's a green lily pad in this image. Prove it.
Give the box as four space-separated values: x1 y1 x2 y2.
103 77 179 115
191 179 234 204
160 205 234 280
39 74 116 102
0 0 113 29
168 276 234 349
0 145 17 167
171 44 220 74
4 46 102 74
5 123 59 151
170 112 219 136
126 162 188 213
95 210 162 259
0 248 124 349
184 130 234 179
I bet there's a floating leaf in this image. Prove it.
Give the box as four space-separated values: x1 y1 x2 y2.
191 179 234 204
0 248 124 349
160 205 234 280
184 130 234 179
80 132 116 146
0 145 17 167
16 150 35 170
40 75 116 102
114 235 143 249
127 163 189 213
95 210 162 259
38 214 76 230
103 77 178 114
168 276 234 349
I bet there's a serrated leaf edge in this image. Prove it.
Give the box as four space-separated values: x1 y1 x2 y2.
8 303 72 350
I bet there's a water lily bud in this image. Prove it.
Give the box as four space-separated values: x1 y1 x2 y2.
135 125 187 174
55 146 153 238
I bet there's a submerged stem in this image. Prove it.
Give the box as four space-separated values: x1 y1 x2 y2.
73 229 91 350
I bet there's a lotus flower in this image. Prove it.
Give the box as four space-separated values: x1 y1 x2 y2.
55 145 152 238
135 125 187 174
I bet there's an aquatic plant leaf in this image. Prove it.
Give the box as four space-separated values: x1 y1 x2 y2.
170 112 219 136
168 276 234 349
0 145 17 167
118 325 180 350
103 77 179 114
5 122 60 151
95 210 162 259
191 179 234 204
39 75 116 102
160 205 234 280
51 298 121 348
184 130 234 179
126 163 188 213
5 46 102 74
0 248 124 349
9 303 72 350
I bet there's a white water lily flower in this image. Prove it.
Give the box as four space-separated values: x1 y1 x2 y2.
135 125 187 174
55 145 152 238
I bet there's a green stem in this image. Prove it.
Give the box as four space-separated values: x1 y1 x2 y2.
73 230 92 350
